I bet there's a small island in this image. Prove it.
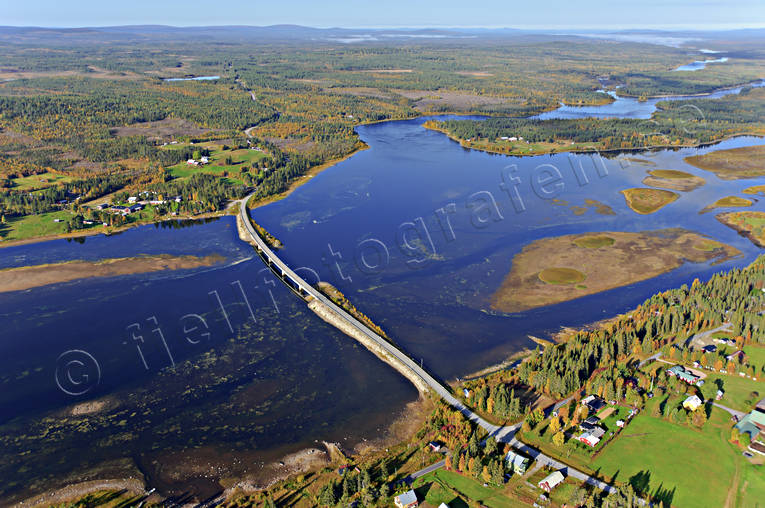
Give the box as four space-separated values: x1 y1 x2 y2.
0 254 224 293
685 145 765 180
716 211 765 247
743 185 765 196
701 195 753 213
620 187 680 214
642 169 706 192
491 229 740 312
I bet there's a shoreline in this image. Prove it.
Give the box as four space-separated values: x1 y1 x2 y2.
614 79 765 99
0 209 233 251
248 141 370 210
425 121 765 158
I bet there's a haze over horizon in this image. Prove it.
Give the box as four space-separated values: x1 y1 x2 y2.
2 0 764 30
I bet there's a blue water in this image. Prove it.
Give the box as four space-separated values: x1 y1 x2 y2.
163 75 221 81
535 80 764 120
2 80 764 500
674 57 729 72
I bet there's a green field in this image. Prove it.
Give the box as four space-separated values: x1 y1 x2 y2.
744 345 765 369
591 401 763 508
701 372 764 412
0 210 77 241
8 172 73 190
413 470 529 508
166 146 267 186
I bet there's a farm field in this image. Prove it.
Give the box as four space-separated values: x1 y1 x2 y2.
591 401 762 508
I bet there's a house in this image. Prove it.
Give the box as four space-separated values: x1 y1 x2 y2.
584 415 600 426
438 504 449 508
505 450 530 474
187 159 198 166
734 402 765 455
578 433 601 447
428 441 442 452
463 388 472 398
200 156 209 164
667 365 704 386
716 390 724 400
394 490 418 508
538 471 565 492
683 395 703 411
702 345 717 353
127 196 138 203
95 203 108 210
727 350 748 364
337 464 352 476
616 419 625 428
581 395 607 413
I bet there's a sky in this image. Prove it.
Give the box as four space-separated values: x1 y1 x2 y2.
1 0 764 29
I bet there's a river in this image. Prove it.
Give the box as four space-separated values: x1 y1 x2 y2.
1 82 764 501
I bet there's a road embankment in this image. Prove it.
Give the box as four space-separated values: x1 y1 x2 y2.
307 298 430 395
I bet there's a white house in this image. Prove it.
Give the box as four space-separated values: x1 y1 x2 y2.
683 395 703 411
394 490 418 508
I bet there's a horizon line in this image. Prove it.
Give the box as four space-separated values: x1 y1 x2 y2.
3 23 765 31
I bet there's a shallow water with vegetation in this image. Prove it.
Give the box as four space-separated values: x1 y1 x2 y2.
3 91 765 501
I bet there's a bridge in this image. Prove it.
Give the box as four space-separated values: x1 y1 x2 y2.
239 197 616 495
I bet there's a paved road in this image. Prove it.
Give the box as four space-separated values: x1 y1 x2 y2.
409 459 447 480
686 323 733 349
241 197 617 495
713 402 746 419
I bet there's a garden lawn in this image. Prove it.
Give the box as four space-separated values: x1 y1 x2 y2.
414 469 528 508
701 372 764 412
744 345 765 370
591 405 740 508
1 210 75 241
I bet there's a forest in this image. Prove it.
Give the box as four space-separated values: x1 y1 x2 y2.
430 86 765 154
2 29 765 241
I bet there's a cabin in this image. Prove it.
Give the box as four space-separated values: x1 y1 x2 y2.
394 490 418 508
538 471 565 492
428 441 442 452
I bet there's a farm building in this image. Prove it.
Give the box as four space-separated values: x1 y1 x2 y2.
538 470 565 492
667 365 704 386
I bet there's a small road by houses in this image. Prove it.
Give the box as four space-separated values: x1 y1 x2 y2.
712 402 746 420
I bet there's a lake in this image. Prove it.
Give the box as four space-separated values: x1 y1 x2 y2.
1 84 764 501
